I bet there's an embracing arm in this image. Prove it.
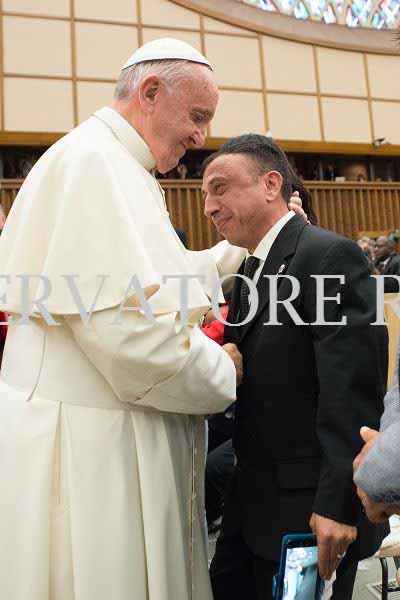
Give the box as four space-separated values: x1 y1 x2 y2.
65 305 237 415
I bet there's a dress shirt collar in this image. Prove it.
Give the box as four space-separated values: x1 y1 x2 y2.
93 106 157 172
246 210 295 261
382 254 394 268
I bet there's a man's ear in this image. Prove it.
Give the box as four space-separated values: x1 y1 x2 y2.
138 75 162 114
263 171 283 203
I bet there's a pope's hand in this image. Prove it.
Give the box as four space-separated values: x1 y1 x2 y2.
288 191 309 223
310 513 357 580
222 343 243 386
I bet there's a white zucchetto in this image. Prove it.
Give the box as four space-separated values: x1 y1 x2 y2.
122 37 212 71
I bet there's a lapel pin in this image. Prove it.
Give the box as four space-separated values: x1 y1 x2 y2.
278 264 286 274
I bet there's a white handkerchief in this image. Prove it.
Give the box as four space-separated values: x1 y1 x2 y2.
321 571 337 600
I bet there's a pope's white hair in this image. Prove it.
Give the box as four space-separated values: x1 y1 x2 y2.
114 59 196 101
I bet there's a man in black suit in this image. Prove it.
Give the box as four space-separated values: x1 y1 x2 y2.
374 235 400 292
202 135 388 600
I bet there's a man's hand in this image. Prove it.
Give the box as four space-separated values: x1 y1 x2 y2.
222 343 243 386
353 426 380 473
288 191 309 223
310 513 357 580
355 484 399 523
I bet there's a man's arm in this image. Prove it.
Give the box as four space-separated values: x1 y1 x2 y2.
305 238 388 578
306 238 388 523
65 306 240 415
354 338 400 505
355 423 400 504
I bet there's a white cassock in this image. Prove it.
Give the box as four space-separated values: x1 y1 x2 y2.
0 107 245 600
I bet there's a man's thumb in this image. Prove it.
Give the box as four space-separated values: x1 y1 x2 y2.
360 426 376 442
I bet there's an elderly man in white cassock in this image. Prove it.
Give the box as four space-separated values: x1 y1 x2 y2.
0 39 305 600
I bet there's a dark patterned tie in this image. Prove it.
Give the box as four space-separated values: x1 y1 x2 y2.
239 256 260 320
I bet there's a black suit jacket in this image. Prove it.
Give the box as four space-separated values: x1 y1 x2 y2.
224 214 389 562
378 253 400 293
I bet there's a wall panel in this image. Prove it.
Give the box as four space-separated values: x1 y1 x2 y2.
268 94 321 140
4 78 74 131
262 37 316 93
142 28 202 51
3 0 70 17
367 54 400 100
372 101 400 145
210 90 264 137
322 97 371 143
3 16 71 77
75 22 138 79
74 0 137 23
317 47 366 97
77 81 115 123
140 0 200 29
203 17 255 35
205 34 261 88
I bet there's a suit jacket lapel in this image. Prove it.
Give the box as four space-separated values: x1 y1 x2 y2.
239 215 309 344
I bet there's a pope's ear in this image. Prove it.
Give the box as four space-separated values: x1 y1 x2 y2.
138 75 162 113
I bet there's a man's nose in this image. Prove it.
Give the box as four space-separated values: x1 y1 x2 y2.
191 127 206 148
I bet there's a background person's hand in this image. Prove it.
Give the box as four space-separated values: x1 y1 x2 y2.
222 343 243 386
288 191 309 223
353 427 380 473
356 485 399 523
310 513 357 580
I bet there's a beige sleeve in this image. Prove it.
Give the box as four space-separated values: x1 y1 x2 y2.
64 306 236 415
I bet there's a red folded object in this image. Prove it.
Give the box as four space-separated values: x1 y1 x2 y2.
0 312 8 342
201 307 228 347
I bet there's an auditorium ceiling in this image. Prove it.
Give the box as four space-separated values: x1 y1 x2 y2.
239 0 400 29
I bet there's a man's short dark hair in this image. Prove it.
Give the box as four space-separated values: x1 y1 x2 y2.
384 237 396 253
202 134 292 201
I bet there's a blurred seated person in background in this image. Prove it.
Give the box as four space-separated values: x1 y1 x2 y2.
177 162 189 179
361 247 376 275
358 236 375 257
374 236 400 292
324 163 336 181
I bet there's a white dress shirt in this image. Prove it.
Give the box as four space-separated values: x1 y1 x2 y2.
247 210 295 285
